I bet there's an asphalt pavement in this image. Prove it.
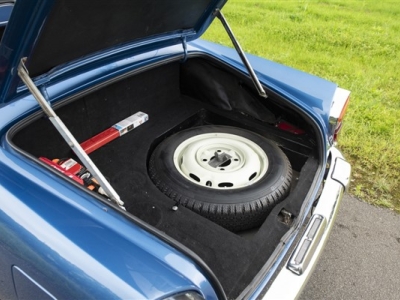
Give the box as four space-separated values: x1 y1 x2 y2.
300 194 400 300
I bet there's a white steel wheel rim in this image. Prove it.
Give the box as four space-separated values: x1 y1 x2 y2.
173 132 269 189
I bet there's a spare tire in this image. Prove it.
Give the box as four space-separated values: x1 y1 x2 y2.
149 125 292 231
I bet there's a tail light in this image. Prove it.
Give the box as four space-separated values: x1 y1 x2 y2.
329 87 351 143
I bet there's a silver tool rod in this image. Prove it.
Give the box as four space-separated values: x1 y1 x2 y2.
214 9 267 98
18 58 125 210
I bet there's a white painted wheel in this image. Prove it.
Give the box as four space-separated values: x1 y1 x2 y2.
173 133 268 189
149 126 292 231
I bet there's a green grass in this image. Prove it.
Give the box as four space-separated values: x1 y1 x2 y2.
203 0 400 212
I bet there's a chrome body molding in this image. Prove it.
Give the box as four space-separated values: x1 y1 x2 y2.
328 87 350 143
263 146 351 299
331 157 351 191
287 214 327 275
329 87 350 125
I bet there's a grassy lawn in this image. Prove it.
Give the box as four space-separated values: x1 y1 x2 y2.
203 0 400 212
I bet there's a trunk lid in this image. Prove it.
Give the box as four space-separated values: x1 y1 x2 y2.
0 0 226 103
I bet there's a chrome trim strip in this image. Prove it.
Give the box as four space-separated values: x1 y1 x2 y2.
263 147 351 299
329 87 350 143
287 214 327 275
329 87 350 122
332 157 351 190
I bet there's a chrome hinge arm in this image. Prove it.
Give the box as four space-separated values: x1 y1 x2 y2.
17 58 125 210
214 9 267 98
181 36 188 63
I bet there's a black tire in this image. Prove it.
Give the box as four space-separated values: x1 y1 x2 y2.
149 126 292 231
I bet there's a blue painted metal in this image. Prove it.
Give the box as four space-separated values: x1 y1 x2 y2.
188 39 337 140
0 0 227 104
0 0 336 137
0 1 340 298
0 39 335 298
0 143 218 299
0 2 13 26
0 0 55 103
1 40 337 138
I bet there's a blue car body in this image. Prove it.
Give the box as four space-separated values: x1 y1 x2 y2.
0 1 351 299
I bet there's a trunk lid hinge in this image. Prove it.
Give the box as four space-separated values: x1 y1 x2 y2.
214 9 267 98
39 85 50 104
17 58 126 211
181 36 188 63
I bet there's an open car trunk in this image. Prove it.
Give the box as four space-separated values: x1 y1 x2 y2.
9 55 320 298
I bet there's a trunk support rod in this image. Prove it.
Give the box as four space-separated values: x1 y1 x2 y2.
18 58 126 210
214 9 267 98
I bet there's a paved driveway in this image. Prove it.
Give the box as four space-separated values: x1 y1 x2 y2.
300 195 400 300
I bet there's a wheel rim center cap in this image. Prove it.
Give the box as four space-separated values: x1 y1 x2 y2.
208 151 232 168
173 132 269 190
